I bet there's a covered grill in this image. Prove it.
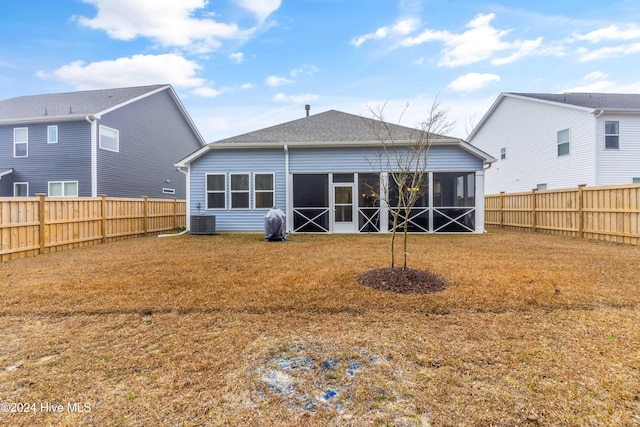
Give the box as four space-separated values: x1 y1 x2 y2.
264 206 286 241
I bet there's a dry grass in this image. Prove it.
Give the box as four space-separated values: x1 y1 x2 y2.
1 230 639 426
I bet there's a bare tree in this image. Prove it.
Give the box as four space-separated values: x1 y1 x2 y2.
367 99 454 269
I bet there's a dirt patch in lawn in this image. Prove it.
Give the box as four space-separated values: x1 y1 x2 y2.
356 267 447 294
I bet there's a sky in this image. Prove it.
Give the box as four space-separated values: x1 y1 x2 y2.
2 0 640 142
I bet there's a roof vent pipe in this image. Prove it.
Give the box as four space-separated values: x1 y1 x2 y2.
305 104 310 117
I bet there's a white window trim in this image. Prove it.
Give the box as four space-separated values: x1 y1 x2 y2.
500 147 506 160
253 172 275 210
162 188 176 195
230 173 251 210
99 125 119 152
47 125 58 144
206 173 226 210
48 181 79 197
604 120 620 150
13 127 28 158
13 182 29 197
557 128 570 157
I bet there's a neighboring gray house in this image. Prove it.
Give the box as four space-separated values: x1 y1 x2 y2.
176 109 495 234
468 92 640 194
0 84 205 198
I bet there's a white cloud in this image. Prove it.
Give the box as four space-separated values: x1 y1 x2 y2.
236 0 281 22
229 52 245 63
578 42 640 61
574 24 640 43
266 75 293 87
447 73 500 93
240 82 255 89
561 72 640 93
36 53 205 90
290 64 318 77
359 13 548 68
191 86 224 97
75 0 254 53
351 18 420 47
274 92 318 103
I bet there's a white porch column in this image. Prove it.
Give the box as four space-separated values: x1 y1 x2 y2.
380 172 389 233
475 169 486 233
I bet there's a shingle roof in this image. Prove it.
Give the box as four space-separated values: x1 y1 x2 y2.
0 84 167 120
214 109 450 144
509 92 640 109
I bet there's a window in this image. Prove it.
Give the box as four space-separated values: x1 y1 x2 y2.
557 128 570 156
48 125 58 144
230 174 250 209
500 147 506 160
162 188 175 194
537 183 547 191
99 125 119 152
48 181 78 197
605 121 619 150
254 173 274 209
206 174 225 209
14 182 28 197
14 127 28 157
633 178 640 184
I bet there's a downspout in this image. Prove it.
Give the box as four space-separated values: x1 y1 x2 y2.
284 144 290 233
86 115 98 197
594 109 604 186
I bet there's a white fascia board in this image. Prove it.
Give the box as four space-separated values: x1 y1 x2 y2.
96 85 170 117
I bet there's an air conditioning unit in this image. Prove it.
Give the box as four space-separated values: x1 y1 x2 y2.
190 215 216 235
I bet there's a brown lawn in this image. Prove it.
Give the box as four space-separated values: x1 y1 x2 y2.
0 230 639 426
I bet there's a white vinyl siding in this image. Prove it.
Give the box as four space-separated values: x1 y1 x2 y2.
47 125 58 144
99 125 119 152
13 127 28 157
598 113 640 185
469 96 595 193
48 181 78 197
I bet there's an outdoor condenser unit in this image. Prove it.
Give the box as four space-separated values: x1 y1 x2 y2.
190 215 216 235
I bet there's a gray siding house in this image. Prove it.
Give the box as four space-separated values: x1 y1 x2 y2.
468 92 640 194
176 110 495 234
0 84 205 198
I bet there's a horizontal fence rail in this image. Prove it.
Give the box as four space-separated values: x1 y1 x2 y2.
485 183 640 245
1 195 186 261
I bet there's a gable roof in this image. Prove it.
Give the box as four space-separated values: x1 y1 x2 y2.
468 92 640 141
508 92 640 109
0 84 206 146
177 109 495 167
215 109 450 144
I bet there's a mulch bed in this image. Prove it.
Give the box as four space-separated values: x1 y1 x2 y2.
356 267 448 294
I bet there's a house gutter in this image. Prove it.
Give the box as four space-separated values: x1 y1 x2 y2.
594 109 604 186
284 144 290 233
85 115 98 197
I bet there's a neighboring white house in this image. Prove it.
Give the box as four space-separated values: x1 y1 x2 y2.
176 109 496 234
468 92 640 194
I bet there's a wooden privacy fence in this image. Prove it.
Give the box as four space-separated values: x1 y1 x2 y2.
1 195 186 261
485 183 640 245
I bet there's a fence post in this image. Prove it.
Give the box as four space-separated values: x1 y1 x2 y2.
173 197 178 229
577 184 586 238
531 189 537 232
499 191 505 229
143 196 149 236
38 194 46 254
100 195 107 243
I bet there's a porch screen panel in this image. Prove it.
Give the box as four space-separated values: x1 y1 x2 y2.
293 174 329 232
358 173 380 232
388 173 429 232
433 172 475 232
